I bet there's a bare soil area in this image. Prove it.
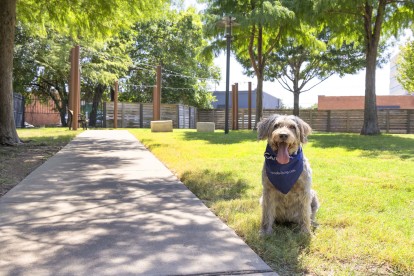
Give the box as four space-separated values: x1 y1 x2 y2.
0 142 66 197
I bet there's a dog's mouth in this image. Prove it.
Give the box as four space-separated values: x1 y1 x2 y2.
276 142 290 164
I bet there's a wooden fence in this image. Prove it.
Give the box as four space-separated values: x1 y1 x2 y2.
104 102 197 129
13 94 25 128
198 108 414 134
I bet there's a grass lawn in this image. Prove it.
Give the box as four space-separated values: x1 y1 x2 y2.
129 129 414 275
17 127 83 144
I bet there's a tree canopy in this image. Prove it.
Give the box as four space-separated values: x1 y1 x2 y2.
397 39 414 94
124 8 220 108
0 0 168 145
202 0 298 127
313 0 414 135
11 6 219 131
258 30 366 115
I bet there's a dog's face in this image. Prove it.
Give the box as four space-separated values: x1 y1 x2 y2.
258 115 312 163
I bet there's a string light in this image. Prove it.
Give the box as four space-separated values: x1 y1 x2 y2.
124 62 260 93
131 62 220 83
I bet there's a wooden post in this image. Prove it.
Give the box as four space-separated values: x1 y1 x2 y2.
235 83 239 130
139 103 144 128
241 109 245 129
114 80 118 128
248 82 252 130
386 109 390 133
103 102 107 128
68 48 74 118
231 84 236 130
153 65 161 121
121 102 125 128
71 46 80 130
327 110 331 132
407 110 412 134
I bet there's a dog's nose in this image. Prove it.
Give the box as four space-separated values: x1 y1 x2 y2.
279 133 288 140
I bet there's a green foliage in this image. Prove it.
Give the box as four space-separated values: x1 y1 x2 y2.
313 0 414 47
14 8 220 111
262 30 366 114
312 0 414 135
17 0 169 41
122 8 220 108
265 34 366 86
13 24 133 125
397 39 414 94
130 129 414 275
203 0 303 123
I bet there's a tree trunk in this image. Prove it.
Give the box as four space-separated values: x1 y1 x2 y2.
293 91 300 116
253 25 263 129
89 84 105 127
293 73 300 116
361 47 380 135
255 74 264 128
52 82 69 127
360 2 383 135
0 0 20 145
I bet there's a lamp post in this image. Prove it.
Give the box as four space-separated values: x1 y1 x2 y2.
219 15 237 134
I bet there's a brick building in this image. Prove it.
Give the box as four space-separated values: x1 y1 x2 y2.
318 95 414 110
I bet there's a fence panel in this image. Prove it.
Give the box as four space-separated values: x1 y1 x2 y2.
104 102 197 129
198 108 413 133
13 94 25 128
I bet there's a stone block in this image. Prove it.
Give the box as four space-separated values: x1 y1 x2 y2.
151 120 173 132
197 122 215 132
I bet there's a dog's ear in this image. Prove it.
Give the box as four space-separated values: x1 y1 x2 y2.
257 114 278 140
291 116 312 143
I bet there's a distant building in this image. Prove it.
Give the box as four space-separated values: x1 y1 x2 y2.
212 89 282 109
318 95 414 110
390 54 409 95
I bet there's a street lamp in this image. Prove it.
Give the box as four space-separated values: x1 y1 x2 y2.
218 15 237 134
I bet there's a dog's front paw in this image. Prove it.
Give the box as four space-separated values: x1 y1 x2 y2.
259 228 273 237
300 224 312 235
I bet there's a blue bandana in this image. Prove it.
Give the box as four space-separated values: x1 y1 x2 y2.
264 144 304 194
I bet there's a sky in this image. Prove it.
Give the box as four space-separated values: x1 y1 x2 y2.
212 53 391 108
184 0 411 108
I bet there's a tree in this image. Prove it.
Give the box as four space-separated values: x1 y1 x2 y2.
13 26 132 127
14 27 72 126
397 39 414 94
0 0 168 145
80 37 133 126
203 0 296 127
313 0 414 135
0 0 19 145
125 8 219 108
264 33 366 115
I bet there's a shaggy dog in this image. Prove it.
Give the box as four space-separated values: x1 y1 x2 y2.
257 114 319 235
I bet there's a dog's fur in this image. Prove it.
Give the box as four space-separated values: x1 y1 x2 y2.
257 114 319 235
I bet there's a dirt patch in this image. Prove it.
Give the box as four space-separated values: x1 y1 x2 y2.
0 142 66 197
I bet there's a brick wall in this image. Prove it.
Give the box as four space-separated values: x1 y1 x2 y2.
318 95 414 110
25 97 61 126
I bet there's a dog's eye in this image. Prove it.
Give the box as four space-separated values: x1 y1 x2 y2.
289 125 296 130
274 123 280 129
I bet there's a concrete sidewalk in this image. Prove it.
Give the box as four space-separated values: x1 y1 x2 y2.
0 130 276 276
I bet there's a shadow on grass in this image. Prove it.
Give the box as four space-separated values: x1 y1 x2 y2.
310 133 414 160
20 134 78 146
256 225 312 275
180 169 248 205
183 130 257 145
